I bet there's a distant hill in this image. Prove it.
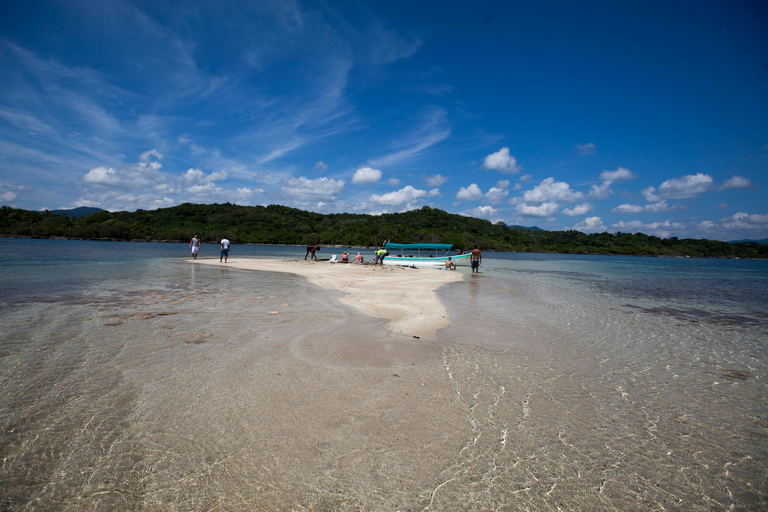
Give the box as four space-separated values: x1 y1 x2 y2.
1 203 766 258
49 207 104 218
729 238 768 245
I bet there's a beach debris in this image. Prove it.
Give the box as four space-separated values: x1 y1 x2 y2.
102 311 178 326
721 369 750 381
186 331 213 344
281 303 292 307
269 311 279 315
413 335 420 339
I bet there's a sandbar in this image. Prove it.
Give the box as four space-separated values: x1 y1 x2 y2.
191 258 464 339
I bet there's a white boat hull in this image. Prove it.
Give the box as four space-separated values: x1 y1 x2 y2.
381 253 472 267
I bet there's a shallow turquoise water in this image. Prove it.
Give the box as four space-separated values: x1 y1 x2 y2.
1 238 766 509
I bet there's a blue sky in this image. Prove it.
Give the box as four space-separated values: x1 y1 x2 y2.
1 0 766 241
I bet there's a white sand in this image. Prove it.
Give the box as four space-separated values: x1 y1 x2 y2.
192 258 464 339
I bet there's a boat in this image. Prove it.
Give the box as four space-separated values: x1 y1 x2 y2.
380 243 471 267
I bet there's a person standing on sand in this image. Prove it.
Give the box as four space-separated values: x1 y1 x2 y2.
190 235 200 259
220 238 230 263
470 245 481 274
305 245 320 261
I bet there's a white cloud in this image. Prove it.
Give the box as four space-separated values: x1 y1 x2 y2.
589 167 636 200
644 200 671 213
482 147 521 173
599 167 635 182
468 205 498 218
588 180 614 200
455 183 483 201
186 182 264 203
516 202 559 217
642 186 660 202
314 161 328 171
427 188 441 197
576 142 597 156
369 185 426 206
281 176 345 201
183 168 228 184
71 191 178 212
139 149 163 163
562 203 594 216
0 180 27 203
721 212 768 230
387 178 401 187
611 219 685 238
426 174 448 187
612 203 645 214
523 177 583 203
83 165 163 188
352 166 382 185
82 150 167 189
485 186 509 204
719 175 752 190
612 200 673 214
83 166 120 186
656 173 714 200
572 216 606 233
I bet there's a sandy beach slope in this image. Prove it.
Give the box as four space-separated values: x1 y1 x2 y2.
192 258 464 339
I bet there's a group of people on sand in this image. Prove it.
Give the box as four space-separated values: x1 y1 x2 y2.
304 244 482 272
189 235 231 263
191 238 482 272
306 245 368 264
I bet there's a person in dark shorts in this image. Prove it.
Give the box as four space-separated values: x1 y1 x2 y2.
470 245 481 273
220 238 230 263
305 245 320 261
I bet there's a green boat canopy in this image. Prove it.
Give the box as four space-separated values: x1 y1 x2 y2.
385 243 454 250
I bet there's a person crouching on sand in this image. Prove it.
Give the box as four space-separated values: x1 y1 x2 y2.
305 245 320 261
444 257 456 270
374 248 388 264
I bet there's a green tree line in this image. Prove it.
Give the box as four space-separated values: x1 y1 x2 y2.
1 203 766 258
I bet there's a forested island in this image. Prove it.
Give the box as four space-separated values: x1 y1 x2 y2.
1 203 766 258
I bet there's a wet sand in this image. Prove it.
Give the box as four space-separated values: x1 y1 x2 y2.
192 258 464 339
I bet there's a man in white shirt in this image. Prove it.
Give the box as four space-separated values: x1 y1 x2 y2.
220 238 230 263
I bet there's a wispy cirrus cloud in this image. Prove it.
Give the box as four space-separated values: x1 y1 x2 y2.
367 106 451 168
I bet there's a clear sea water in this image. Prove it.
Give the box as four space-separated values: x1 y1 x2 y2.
1 238 766 510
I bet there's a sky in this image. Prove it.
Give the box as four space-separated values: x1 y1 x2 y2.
0 0 766 241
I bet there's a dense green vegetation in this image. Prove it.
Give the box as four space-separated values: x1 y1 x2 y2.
2 203 766 258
